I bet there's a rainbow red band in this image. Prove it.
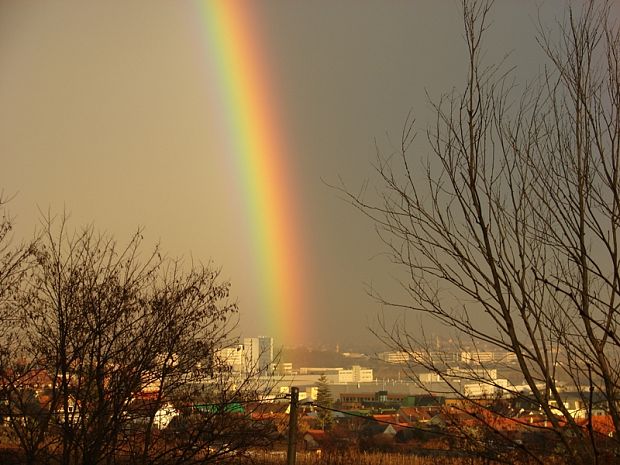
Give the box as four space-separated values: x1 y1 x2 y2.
196 0 309 345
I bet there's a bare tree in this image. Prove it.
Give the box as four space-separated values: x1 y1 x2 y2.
0 194 34 368
0 194 32 312
341 1 620 463
0 195 38 462
7 216 275 465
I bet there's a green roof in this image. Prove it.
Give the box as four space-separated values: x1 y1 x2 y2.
193 403 245 414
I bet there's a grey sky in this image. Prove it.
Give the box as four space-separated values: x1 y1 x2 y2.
0 0 573 348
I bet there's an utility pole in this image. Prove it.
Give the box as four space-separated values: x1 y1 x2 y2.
286 386 299 465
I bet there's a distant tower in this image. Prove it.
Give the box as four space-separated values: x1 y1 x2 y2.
243 336 274 372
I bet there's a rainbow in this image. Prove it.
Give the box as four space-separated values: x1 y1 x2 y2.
194 1 309 345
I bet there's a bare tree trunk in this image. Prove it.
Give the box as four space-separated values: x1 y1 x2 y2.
340 0 620 462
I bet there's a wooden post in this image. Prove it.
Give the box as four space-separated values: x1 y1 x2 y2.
286 387 299 465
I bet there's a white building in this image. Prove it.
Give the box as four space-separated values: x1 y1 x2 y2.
419 372 444 383
336 365 374 383
154 402 180 429
464 379 509 397
243 336 274 372
460 350 518 364
215 345 244 372
378 351 411 364
447 367 498 380
216 336 274 373
460 351 495 364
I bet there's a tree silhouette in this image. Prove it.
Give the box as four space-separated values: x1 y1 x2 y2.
340 0 620 462
316 374 334 431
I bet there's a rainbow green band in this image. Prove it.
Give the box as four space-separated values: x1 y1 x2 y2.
196 1 309 345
